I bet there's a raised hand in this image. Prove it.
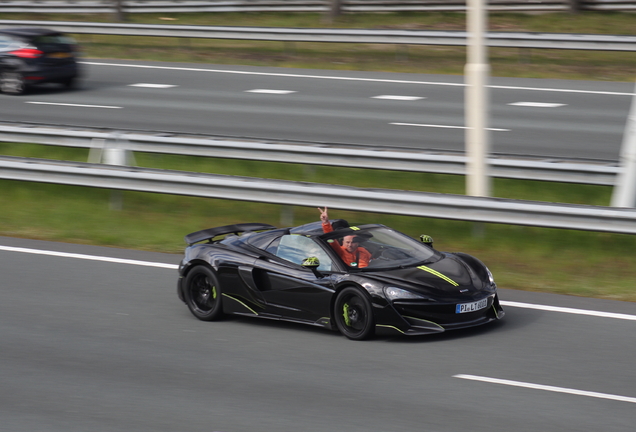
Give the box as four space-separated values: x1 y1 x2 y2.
317 207 329 223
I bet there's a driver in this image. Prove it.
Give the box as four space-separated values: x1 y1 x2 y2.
318 207 371 268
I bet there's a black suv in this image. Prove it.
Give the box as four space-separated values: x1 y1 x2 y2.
0 27 80 95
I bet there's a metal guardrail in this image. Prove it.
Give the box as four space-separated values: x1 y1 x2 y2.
0 123 619 185
1 155 635 234
1 0 635 13
0 20 635 51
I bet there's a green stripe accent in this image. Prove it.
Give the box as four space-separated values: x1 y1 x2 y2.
403 316 445 330
350 226 360 230
222 293 258 315
417 265 459 287
376 325 405 334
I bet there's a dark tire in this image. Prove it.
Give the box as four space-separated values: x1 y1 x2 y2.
0 70 26 95
334 287 375 340
61 76 76 89
183 266 224 321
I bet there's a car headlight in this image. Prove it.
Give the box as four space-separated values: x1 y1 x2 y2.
384 286 429 301
486 267 496 286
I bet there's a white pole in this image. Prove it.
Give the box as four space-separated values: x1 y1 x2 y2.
610 82 636 208
465 0 491 198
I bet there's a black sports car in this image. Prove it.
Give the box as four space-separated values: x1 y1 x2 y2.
177 221 504 340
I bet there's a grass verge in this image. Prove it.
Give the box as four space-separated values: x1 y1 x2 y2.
0 143 634 302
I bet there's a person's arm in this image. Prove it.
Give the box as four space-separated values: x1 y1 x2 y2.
359 248 372 268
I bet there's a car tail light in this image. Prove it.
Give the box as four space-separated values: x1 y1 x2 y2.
10 48 44 58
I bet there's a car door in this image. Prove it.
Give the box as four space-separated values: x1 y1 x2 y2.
243 234 336 323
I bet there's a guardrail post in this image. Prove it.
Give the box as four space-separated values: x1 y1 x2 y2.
89 132 136 210
88 138 105 163
611 82 636 208
113 0 126 22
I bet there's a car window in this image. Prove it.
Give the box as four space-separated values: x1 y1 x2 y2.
32 34 75 51
275 235 332 271
243 230 280 250
0 35 18 51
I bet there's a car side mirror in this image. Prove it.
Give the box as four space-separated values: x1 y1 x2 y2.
302 256 323 277
419 235 434 248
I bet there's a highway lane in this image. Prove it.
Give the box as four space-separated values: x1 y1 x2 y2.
0 59 633 161
1 236 635 432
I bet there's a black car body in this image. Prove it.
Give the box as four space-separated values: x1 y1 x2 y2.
0 27 80 95
177 221 504 340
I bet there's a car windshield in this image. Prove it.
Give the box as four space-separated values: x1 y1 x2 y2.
320 226 440 270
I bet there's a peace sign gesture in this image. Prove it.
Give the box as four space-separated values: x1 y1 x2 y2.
317 207 329 223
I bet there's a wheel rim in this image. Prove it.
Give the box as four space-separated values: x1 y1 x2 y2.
340 294 367 334
1 71 24 94
188 273 217 314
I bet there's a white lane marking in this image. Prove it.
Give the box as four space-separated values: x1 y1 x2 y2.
391 122 511 132
0 245 177 269
246 89 296 94
500 300 636 321
26 101 122 109
81 61 636 96
508 102 566 108
454 374 636 404
1 245 635 322
372 95 425 101
490 84 634 96
129 83 177 88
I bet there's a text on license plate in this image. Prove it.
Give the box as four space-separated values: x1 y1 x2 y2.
456 298 488 314
48 52 71 58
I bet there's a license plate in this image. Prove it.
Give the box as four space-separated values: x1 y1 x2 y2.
48 52 71 58
456 298 488 314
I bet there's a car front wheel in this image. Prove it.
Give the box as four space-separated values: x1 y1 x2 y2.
334 287 375 340
0 70 26 95
183 266 224 321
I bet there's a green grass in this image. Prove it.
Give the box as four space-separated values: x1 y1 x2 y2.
1 144 634 302
1 11 635 81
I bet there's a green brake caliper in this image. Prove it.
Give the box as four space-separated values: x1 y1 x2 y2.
342 303 351 326
212 286 217 300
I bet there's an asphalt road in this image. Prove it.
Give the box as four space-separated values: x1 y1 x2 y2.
2 236 635 432
2 60 634 161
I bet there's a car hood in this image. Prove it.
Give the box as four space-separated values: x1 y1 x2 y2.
361 253 489 298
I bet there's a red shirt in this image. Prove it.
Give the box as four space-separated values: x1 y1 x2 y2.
322 222 371 268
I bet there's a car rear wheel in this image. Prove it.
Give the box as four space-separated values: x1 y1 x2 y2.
0 70 26 95
334 287 375 340
61 76 76 89
183 266 224 321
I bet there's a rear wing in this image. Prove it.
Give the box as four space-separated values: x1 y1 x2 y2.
185 223 276 245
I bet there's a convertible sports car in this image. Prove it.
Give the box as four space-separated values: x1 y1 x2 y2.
177 221 504 340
